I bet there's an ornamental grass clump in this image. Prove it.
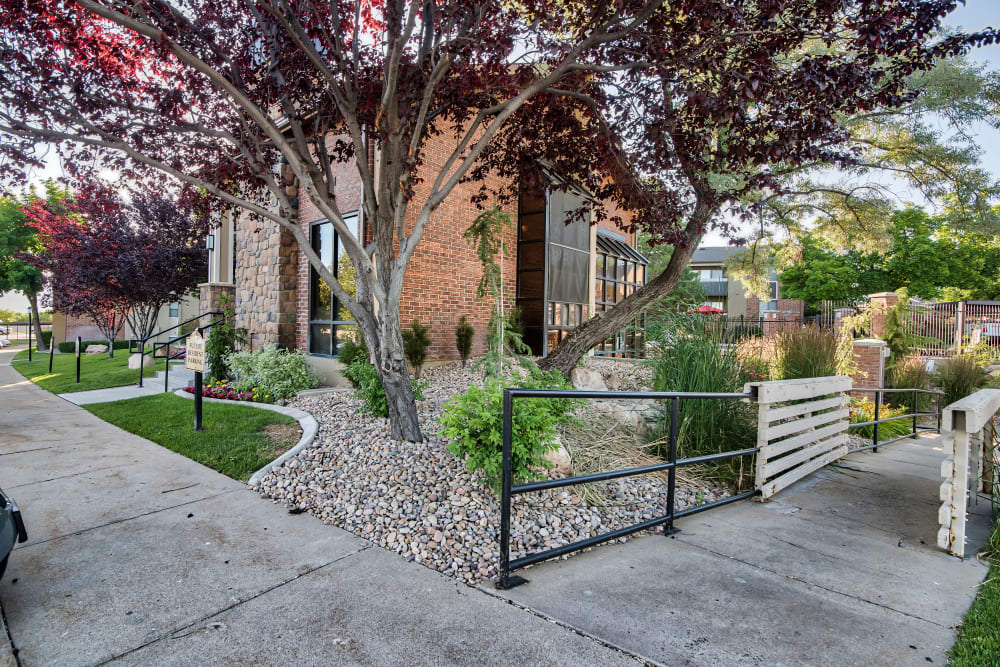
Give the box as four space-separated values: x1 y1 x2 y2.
889 355 932 413
848 397 912 441
647 313 756 490
934 356 988 407
770 325 838 380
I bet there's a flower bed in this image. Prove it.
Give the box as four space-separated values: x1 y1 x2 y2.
184 379 271 403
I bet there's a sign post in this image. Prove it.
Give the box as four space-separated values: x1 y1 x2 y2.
27 311 32 363
75 336 81 383
185 330 207 431
48 334 54 373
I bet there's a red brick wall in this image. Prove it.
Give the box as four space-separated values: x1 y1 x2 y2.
747 296 805 320
851 340 886 399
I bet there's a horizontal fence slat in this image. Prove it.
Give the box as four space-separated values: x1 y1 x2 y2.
761 445 847 498
763 421 849 458
765 408 849 440
761 433 847 479
751 376 852 403
767 395 848 423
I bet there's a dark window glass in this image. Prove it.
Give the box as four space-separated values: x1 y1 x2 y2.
309 214 359 357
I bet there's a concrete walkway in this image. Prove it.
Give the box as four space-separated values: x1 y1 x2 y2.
0 349 632 666
492 437 993 666
2 347 992 666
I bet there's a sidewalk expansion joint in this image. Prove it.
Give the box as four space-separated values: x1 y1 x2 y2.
8 464 137 490
0 446 54 457
676 537 949 629
478 587 654 666
95 544 373 665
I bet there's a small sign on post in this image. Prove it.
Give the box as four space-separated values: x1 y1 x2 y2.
185 330 207 431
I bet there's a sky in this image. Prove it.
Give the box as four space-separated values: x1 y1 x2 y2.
3 2 999 311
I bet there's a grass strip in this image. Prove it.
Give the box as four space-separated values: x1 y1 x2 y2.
85 393 299 480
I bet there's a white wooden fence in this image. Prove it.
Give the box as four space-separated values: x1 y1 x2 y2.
938 388 1000 558
749 376 853 499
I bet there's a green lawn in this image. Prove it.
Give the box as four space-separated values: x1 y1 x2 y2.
950 526 1000 666
85 393 299 480
11 347 158 393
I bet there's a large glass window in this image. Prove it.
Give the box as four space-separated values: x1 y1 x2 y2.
309 214 360 357
594 232 648 358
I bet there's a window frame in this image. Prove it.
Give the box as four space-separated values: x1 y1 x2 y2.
308 213 360 358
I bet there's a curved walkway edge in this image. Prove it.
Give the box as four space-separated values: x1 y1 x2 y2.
171 389 318 487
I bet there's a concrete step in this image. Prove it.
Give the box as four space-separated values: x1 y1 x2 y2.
152 365 196 391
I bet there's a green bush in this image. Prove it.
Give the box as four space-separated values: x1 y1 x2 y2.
37 330 52 348
57 339 130 353
439 368 577 492
455 316 474 366
771 326 838 380
226 345 320 401
402 318 432 379
343 360 426 418
647 314 757 489
205 294 246 382
935 356 987 406
337 337 369 370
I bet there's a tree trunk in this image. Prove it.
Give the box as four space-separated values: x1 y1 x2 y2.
28 292 46 352
375 313 423 442
539 221 709 378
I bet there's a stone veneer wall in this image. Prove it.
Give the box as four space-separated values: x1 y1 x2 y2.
233 214 298 349
199 282 235 326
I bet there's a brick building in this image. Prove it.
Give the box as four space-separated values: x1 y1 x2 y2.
200 134 648 385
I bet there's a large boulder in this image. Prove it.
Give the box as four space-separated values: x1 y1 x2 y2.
128 353 155 369
85 344 108 356
570 367 608 392
542 437 572 476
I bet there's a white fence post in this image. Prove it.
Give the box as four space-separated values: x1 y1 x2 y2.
938 388 1000 558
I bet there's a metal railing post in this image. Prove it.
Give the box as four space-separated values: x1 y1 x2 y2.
937 393 942 433
48 337 54 373
497 389 524 589
912 389 918 439
75 336 81 383
27 311 32 363
666 396 680 535
164 345 170 393
873 391 881 453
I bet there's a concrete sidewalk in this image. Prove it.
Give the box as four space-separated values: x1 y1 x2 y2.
492 438 992 666
0 349 633 666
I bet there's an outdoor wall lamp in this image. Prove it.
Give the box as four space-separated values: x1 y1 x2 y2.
206 234 215 251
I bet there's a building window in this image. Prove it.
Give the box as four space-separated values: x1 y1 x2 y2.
594 232 648 358
697 268 725 281
761 270 779 312
309 214 360 357
168 302 179 318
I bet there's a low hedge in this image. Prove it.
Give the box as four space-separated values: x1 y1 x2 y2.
57 339 131 353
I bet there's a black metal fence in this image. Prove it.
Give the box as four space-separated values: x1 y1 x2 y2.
498 387 759 589
846 387 943 453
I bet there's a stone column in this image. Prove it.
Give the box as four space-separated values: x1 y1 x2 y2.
199 282 235 326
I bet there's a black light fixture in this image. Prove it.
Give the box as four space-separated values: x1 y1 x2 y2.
206 234 215 251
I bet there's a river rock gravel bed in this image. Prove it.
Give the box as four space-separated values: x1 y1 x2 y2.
252 360 728 586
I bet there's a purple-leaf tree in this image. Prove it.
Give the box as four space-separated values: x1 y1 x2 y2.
25 187 207 357
0 0 994 439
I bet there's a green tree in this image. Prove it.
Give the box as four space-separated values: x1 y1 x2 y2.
0 181 71 350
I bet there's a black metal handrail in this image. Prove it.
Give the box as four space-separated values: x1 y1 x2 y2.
154 317 225 392
498 388 758 589
135 312 221 388
846 387 943 453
